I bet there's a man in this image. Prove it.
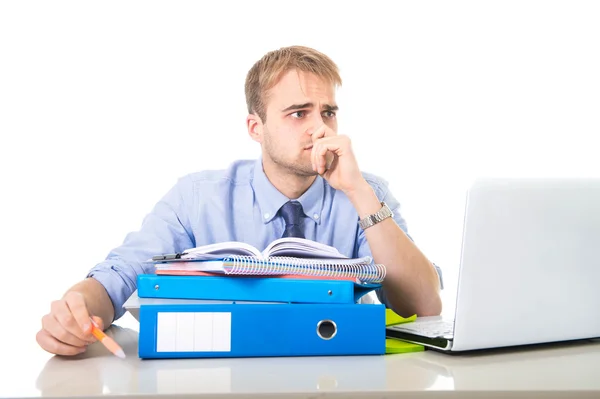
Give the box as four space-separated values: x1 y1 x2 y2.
36 45 443 356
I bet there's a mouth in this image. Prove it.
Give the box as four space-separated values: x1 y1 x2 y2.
304 145 313 150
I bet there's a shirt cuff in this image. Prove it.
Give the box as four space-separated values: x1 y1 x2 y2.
86 266 136 322
433 262 444 290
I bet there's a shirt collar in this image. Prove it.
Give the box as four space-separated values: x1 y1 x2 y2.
252 157 324 225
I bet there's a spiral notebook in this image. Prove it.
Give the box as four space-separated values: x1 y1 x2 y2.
149 238 386 283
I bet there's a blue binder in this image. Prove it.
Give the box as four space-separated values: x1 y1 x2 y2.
136 295 386 358
137 274 379 304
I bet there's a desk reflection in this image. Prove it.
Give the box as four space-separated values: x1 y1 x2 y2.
34 325 440 396
386 339 600 391
35 326 139 396
32 326 600 397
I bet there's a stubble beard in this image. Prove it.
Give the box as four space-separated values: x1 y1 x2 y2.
263 134 316 178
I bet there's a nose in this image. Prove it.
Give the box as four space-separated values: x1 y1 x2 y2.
305 111 326 136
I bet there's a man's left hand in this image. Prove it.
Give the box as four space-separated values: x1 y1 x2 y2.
310 125 366 194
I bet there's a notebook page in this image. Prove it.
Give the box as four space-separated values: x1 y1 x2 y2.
262 237 348 259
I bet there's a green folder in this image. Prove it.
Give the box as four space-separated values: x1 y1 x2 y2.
385 309 417 327
384 309 424 354
385 338 424 354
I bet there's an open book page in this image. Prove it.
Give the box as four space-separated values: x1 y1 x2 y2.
182 241 262 260
177 238 353 261
267 256 373 266
261 237 348 259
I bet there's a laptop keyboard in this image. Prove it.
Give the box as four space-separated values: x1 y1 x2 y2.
391 319 455 339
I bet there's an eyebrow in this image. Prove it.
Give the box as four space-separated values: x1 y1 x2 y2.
281 103 339 113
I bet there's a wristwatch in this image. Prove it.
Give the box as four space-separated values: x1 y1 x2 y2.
358 202 393 230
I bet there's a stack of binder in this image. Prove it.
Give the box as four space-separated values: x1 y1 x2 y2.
128 238 388 359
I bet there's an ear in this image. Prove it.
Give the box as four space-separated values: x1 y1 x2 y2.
247 113 264 144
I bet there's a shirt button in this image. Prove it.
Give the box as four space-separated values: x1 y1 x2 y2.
264 213 270 219
314 214 319 219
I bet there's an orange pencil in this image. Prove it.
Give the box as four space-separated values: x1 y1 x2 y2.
89 317 126 359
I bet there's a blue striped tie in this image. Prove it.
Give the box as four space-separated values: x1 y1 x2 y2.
280 201 305 239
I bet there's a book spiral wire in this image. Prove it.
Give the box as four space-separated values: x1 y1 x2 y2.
222 256 387 283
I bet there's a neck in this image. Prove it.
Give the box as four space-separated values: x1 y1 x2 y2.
262 157 317 199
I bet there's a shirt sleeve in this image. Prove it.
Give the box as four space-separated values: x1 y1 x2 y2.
86 176 195 321
354 177 444 308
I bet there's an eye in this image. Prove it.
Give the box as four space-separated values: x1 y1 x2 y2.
291 111 306 119
322 110 336 119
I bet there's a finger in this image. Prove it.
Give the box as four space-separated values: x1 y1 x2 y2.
311 143 322 173
311 125 327 171
310 125 325 171
43 313 91 347
37 327 87 356
323 155 337 177
313 139 339 174
51 299 93 343
64 293 94 337
324 151 335 172
91 316 104 332
317 145 332 175
310 124 327 143
312 143 327 175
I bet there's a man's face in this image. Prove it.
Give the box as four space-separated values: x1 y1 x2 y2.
259 70 338 176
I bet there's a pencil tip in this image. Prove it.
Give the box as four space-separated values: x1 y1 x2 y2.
115 349 126 359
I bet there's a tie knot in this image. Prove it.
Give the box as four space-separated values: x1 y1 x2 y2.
280 201 303 225
280 201 305 239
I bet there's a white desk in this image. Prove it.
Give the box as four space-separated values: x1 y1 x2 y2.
2 313 600 399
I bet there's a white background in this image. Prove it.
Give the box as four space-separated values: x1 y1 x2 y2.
0 0 598 352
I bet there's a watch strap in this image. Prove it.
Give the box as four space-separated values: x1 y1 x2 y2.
358 202 393 230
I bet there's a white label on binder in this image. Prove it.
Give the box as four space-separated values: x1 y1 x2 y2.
212 312 231 352
193 312 213 352
157 312 232 352
156 312 177 352
175 312 195 352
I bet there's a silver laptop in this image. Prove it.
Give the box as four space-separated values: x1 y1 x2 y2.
387 177 600 352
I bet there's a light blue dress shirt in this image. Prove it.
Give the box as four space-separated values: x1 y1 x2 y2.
87 157 442 320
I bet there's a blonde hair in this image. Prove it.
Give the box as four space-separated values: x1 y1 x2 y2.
245 45 342 122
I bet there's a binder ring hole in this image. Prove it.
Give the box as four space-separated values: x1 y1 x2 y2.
317 320 337 340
